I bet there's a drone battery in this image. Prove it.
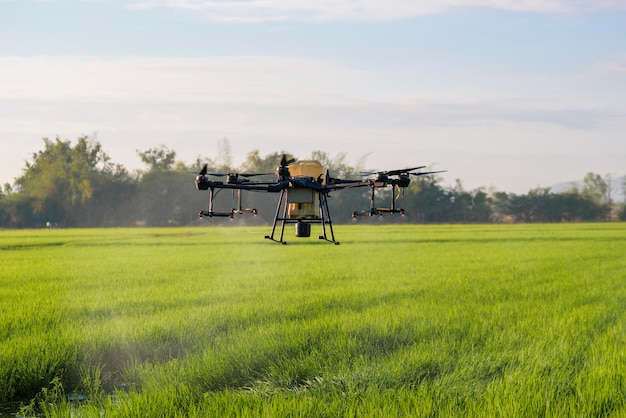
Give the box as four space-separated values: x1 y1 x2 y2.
295 222 311 237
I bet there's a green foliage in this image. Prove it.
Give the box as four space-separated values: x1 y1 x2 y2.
508 187 606 222
18 137 103 207
137 145 177 173
11 136 133 227
582 172 609 205
17 376 69 417
240 149 293 174
1 224 626 416
1 137 622 228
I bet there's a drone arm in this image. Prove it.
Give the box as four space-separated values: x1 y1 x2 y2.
327 179 374 190
196 179 289 192
409 170 448 176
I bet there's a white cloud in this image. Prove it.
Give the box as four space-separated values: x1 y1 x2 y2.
587 56 626 77
0 56 373 105
1 55 625 192
1 55 622 129
124 0 626 21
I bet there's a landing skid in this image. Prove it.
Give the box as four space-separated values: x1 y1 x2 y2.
265 189 340 245
199 187 258 219
352 208 405 218
352 184 405 219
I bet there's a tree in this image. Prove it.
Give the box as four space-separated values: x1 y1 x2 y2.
508 187 551 222
582 172 608 205
558 190 603 221
216 137 233 171
14 136 116 226
505 186 606 223
400 174 449 222
132 147 206 226
470 188 492 222
581 172 611 219
83 163 137 227
0 185 9 227
490 191 511 222
137 145 177 173
5 140 622 228
240 149 290 174
1 183 12 196
619 175 626 221
0 193 43 228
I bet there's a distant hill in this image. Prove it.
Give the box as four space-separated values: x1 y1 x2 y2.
550 175 625 203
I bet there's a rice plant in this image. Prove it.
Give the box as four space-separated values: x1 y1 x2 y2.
1 223 625 416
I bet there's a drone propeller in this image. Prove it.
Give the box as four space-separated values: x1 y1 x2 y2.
193 164 211 190
280 154 297 167
409 170 447 176
324 168 334 185
205 172 273 178
386 166 426 176
241 172 274 177
276 154 296 182
360 166 425 176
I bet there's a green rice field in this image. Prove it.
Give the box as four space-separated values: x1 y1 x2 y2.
1 223 626 417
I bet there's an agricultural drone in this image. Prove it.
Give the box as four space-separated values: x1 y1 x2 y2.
195 155 445 244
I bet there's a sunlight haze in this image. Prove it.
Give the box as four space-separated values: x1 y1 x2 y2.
1 0 625 194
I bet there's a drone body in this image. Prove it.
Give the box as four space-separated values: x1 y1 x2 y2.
195 154 445 244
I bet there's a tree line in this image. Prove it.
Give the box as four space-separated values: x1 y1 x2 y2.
1 136 624 229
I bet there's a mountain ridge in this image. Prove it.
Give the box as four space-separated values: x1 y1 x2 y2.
550 175 625 203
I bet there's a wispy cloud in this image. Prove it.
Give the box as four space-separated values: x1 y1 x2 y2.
125 0 626 21
0 56 372 104
587 56 626 77
1 54 624 192
1 55 620 130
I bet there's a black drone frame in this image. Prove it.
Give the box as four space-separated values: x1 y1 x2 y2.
351 168 447 219
195 157 446 244
352 181 407 218
264 186 337 245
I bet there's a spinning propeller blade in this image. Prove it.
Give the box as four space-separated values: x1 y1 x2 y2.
205 172 272 177
280 154 297 167
361 166 426 176
240 172 273 178
409 170 447 176
385 166 426 176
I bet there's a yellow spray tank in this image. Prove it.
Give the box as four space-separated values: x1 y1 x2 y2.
287 160 325 220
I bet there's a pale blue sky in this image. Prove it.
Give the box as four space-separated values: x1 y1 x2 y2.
1 0 625 193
